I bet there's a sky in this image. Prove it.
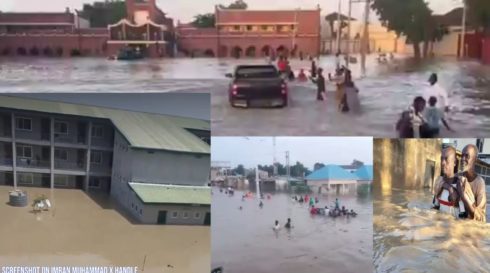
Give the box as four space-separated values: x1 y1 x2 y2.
8 93 210 120
211 137 373 169
0 0 462 23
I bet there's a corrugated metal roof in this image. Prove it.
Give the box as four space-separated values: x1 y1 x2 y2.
354 165 373 180
306 164 359 180
0 95 210 154
129 182 211 205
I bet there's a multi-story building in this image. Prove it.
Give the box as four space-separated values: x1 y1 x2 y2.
0 0 174 58
177 6 322 58
0 95 211 225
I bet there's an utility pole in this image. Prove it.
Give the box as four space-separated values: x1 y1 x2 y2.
336 0 342 54
459 0 467 58
361 0 370 76
273 137 277 176
285 151 290 178
346 0 352 68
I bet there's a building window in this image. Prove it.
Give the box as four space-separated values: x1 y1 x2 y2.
16 145 32 158
261 25 267 31
18 173 33 185
16 117 32 131
55 149 68 161
171 211 178 218
183 211 189 219
476 139 484 153
194 212 201 219
91 125 104 138
233 25 240 31
54 121 68 135
291 25 296 31
246 25 252 31
140 209 142 215
90 151 102 164
131 203 134 208
54 175 68 187
89 178 101 188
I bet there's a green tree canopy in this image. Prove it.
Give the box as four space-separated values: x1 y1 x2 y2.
313 163 325 171
80 0 126 27
231 164 245 176
219 0 248 9
467 0 490 34
191 0 247 28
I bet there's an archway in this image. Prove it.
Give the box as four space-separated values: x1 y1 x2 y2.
204 49 215 57
276 45 288 57
261 45 271 57
55 47 63 57
231 46 243 59
218 46 228 58
1 47 11 56
29 47 39 56
245 46 256 58
17 47 27 56
43 47 53 57
70 49 81 56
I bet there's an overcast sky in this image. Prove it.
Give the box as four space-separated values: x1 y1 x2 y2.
1 0 462 23
211 137 373 169
8 93 210 120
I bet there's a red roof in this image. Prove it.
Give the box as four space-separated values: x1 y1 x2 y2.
0 12 75 24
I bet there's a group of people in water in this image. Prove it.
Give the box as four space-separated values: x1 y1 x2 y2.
292 195 358 217
273 218 292 231
432 144 487 222
273 53 361 113
397 72 454 138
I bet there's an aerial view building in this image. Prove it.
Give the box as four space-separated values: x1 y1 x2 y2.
0 95 210 225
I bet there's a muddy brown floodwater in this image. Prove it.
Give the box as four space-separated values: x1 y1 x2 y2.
211 187 373 273
0 186 210 273
374 187 490 273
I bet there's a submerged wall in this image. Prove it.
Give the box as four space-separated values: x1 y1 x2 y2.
373 139 442 193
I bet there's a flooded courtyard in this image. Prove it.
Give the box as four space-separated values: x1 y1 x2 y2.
1 56 489 136
211 187 373 273
0 186 210 273
374 187 490 273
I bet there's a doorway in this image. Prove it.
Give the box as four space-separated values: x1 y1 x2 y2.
424 160 436 189
204 212 211 226
157 210 167 225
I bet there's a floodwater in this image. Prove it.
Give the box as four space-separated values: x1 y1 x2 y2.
1 56 489 136
374 187 490 273
0 186 210 273
211 187 373 273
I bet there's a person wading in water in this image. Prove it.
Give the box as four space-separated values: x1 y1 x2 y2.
310 68 326 101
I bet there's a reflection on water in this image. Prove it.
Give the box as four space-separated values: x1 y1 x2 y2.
211 186 373 273
0 186 210 273
374 187 490 273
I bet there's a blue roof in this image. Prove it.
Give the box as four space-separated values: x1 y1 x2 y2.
306 164 359 180
354 165 373 180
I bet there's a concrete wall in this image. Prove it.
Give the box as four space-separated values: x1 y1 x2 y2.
483 37 490 64
89 149 112 174
373 139 442 194
127 190 210 225
130 149 210 186
110 131 133 208
90 122 114 148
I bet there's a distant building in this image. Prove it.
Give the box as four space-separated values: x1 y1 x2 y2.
177 7 322 58
353 165 373 183
306 164 359 194
0 95 210 225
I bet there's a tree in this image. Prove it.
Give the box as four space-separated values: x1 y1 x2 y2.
467 0 490 34
372 0 435 60
219 0 248 9
232 164 245 176
80 1 126 27
191 13 216 28
313 163 325 171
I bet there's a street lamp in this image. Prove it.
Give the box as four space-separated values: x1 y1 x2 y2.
459 0 467 58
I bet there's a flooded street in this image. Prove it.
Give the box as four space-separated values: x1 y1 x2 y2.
211 187 373 273
1 56 489 136
0 186 210 273
374 187 490 273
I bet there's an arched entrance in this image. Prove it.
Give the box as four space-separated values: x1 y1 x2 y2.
43 47 53 57
29 47 39 56
55 47 63 57
70 49 81 56
245 46 256 58
261 45 271 57
276 45 288 57
231 46 243 59
204 49 215 57
1 47 11 56
218 46 228 58
17 47 27 56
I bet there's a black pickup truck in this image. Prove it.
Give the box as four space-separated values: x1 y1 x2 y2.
226 65 288 108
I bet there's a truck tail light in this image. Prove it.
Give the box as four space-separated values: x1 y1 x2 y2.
281 83 287 95
232 84 238 95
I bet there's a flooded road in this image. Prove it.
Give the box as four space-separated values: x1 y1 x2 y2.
374 187 490 273
211 187 373 273
0 186 210 273
1 56 489 136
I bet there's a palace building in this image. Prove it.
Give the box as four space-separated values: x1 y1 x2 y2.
176 6 322 58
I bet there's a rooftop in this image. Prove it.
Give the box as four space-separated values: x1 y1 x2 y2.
0 12 75 25
306 164 359 180
216 9 320 24
0 95 210 154
129 183 211 205
354 165 373 180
